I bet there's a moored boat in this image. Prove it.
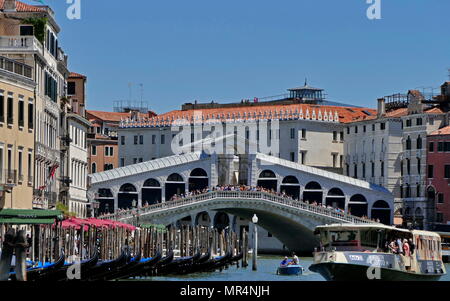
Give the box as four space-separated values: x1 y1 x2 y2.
277 264 303 276
309 224 446 281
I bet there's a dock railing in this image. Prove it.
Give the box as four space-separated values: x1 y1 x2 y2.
99 190 378 225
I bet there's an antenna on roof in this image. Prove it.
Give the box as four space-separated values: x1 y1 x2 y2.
304 78 308 86
128 82 133 102
139 83 144 102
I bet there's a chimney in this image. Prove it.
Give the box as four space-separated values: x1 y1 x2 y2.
3 0 16 12
377 98 386 117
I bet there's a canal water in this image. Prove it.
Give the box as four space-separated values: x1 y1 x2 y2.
130 256 450 281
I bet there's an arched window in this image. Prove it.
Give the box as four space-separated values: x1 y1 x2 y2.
406 136 411 150
143 178 160 187
91 163 96 173
167 173 183 182
417 136 422 149
190 168 207 177
282 176 299 184
259 170 276 178
305 181 322 190
119 183 137 193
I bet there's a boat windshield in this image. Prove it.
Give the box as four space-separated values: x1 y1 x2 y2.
325 231 359 250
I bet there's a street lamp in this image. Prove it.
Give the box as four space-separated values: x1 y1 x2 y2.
252 214 258 271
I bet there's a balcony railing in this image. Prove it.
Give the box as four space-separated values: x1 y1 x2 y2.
100 191 379 225
1 169 17 184
0 36 43 53
0 56 33 79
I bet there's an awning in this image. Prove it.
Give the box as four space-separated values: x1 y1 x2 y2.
0 209 63 225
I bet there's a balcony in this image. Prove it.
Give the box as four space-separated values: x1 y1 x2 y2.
0 56 33 79
44 191 58 207
60 176 72 186
0 36 43 54
1 169 17 184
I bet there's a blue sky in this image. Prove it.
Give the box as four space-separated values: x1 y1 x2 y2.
27 0 450 113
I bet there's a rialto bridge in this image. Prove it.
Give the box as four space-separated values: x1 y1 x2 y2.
88 151 394 252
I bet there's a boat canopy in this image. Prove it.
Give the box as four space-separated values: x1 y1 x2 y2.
314 223 412 235
0 209 63 224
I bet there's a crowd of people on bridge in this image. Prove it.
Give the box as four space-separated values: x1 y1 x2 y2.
98 185 381 223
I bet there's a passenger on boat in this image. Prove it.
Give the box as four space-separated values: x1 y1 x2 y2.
402 239 411 270
292 253 300 265
408 238 415 255
280 257 289 266
397 238 404 255
388 240 398 254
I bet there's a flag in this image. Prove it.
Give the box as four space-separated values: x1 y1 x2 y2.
30 0 45 4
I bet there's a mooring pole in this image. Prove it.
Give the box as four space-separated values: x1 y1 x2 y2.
252 214 258 271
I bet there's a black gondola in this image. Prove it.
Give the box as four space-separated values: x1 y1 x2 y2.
84 249 129 281
103 252 142 281
113 252 163 280
156 252 201 275
44 249 99 281
9 250 66 281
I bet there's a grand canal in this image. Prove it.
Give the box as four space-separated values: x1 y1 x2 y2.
126 256 450 281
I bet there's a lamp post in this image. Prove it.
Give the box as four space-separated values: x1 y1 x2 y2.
252 214 258 271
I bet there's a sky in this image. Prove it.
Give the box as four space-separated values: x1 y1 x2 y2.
25 0 450 113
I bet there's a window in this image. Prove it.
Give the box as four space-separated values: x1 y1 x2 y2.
18 98 24 128
346 164 350 176
429 142 434 152
371 162 375 177
290 152 295 162
362 162 366 178
300 151 306 164
372 124 375 131
428 165 434 179
161 134 165 144
380 123 385 130
91 163 97 173
406 136 411 150
0 94 4 122
20 25 33 36
417 136 422 149
28 100 33 129
401 161 404 176
104 146 113 157
332 153 337 168
120 158 125 167
354 126 358 134
67 82 76 95
347 127 350 135
27 151 32 183
354 164 358 178
139 135 144 145
133 158 137 164
339 155 343 168
445 142 450 152
417 158 421 174
407 159 411 175
91 145 97 156
7 95 13 125
437 212 444 223
104 164 113 171
152 135 156 144
381 161 384 177
416 184 421 197
290 128 295 139
139 158 143 163
134 135 138 145
340 132 344 141
406 119 412 127
445 165 450 179
18 149 23 179
301 129 306 139
416 118 423 126
121 136 125 145
333 131 337 141
438 142 444 152
438 193 444 204
363 125 366 133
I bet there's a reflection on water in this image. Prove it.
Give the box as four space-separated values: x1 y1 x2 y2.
126 256 450 281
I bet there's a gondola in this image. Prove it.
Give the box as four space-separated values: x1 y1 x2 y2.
113 252 163 280
205 252 233 272
9 251 66 281
175 251 211 275
44 249 99 281
84 249 129 281
103 252 142 281
156 252 201 275
229 252 243 263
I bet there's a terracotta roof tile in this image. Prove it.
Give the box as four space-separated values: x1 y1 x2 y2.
69 72 86 79
429 126 450 136
0 0 45 12
87 110 155 123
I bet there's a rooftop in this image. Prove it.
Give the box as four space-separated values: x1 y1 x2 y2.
0 0 45 12
429 126 450 136
69 72 86 79
87 110 155 123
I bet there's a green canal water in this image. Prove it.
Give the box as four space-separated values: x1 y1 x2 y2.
127 256 450 281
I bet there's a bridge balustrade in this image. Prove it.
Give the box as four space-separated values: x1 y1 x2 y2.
99 191 378 225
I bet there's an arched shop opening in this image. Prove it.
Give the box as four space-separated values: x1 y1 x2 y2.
348 194 368 217
214 212 230 231
118 183 138 210
303 181 323 204
280 176 300 200
165 173 185 201
371 200 391 225
97 188 114 215
142 178 162 206
189 168 209 192
326 188 345 209
257 170 278 191
195 211 211 227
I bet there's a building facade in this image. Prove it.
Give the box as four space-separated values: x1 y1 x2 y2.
344 82 450 229
0 0 70 209
0 55 35 209
118 85 375 174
